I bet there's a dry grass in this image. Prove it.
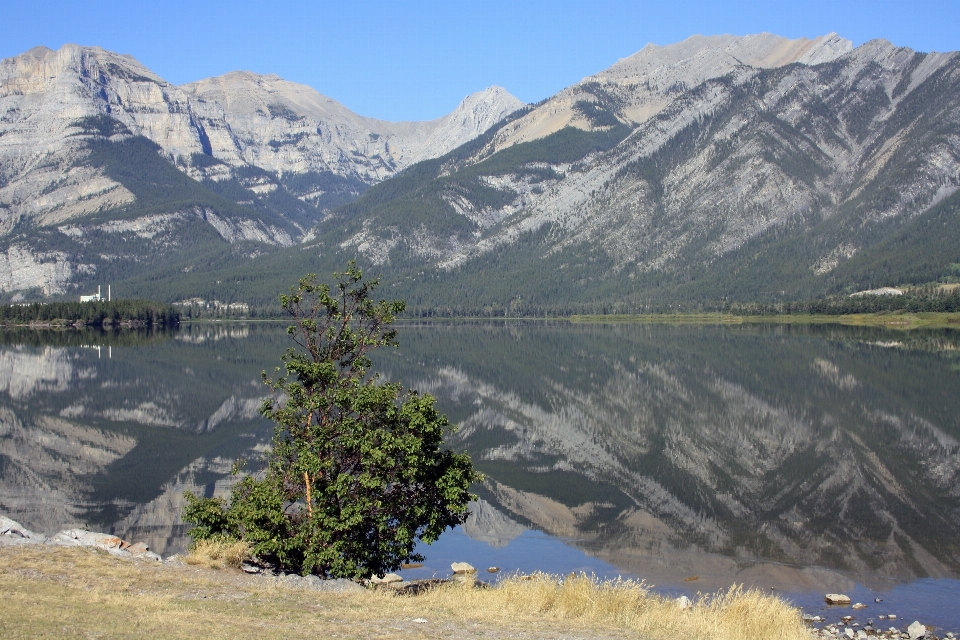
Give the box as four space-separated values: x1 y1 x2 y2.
185 537 251 569
408 572 809 640
0 545 811 640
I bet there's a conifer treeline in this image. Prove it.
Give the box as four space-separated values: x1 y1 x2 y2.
0 300 180 326
726 286 960 316
401 286 960 317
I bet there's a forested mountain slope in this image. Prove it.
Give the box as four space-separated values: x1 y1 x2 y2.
2 34 959 312
311 36 960 313
0 44 521 298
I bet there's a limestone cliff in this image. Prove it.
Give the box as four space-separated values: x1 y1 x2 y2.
0 44 523 229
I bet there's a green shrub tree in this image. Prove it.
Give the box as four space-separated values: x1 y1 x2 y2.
184 264 479 578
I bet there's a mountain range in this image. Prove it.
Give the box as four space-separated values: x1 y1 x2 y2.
1 33 958 312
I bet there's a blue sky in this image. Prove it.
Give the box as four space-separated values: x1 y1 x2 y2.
5 1 960 121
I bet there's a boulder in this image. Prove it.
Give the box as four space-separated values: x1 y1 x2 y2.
826 594 852 605
451 562 476 574
908 621 926 639
44 528 160 560
844 628 855 639
370 573 403 585
675 595 693 610
0 516 47 544
852 603 868 610
125 542 150 554
51 529 124 551
0 516 33 538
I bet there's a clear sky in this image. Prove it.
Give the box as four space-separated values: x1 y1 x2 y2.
5 0 960 122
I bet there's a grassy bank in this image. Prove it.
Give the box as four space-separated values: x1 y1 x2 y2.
570 311 960 329
0 545 810 640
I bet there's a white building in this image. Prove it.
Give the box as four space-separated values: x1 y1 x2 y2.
80 285 111 302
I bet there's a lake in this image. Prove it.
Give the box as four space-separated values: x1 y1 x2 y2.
1 321 958 632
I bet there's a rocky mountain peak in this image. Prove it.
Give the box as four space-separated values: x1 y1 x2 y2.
599 32 852 83
483 33 854 153
454 85 524 113
181 69 368 127
795 32 855 64
412 86 527 160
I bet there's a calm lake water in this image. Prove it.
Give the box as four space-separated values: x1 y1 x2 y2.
1 321 958 632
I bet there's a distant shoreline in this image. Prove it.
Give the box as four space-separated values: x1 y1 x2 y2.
3 312 958 330
569 311 960 329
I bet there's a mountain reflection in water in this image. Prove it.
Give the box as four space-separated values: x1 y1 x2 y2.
379 322 960 595
0 321 958 600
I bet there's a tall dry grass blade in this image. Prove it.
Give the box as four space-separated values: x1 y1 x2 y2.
185 538 250 569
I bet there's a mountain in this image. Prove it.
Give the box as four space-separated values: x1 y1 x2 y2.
2 34 960 310
310 33 960 313
0 44 522 298
485 32 851 153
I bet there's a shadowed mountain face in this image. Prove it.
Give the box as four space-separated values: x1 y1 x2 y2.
1 322 958 583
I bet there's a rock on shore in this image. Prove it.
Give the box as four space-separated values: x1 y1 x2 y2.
1 514 161 561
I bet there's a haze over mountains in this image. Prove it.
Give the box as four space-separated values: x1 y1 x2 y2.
1 33 958 311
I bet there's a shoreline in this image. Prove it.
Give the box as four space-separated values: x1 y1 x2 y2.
2 311 959 330
569 311 960 329
0 542 807 640
3 515 954 639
